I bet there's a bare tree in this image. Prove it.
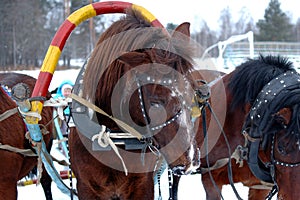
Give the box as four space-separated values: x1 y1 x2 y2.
294 18 300 42
234 7 256 34
218 6 233 41
192 20 218 57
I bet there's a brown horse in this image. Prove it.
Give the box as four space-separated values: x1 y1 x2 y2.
0 73 53 200
69 9 201 199
172 55 300 200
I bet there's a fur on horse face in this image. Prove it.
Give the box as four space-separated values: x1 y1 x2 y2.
272 107 300 156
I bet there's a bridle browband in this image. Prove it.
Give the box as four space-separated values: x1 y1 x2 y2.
241 70 300 198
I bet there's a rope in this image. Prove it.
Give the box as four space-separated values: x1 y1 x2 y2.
249 181 274 190
0 107 18 121
70 93 143 140
44 97 71 120
92 125 128 176
0 143 37 157
192 146 243 175
18 107 42 120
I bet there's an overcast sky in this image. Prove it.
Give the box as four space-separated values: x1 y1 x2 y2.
102 0 299 32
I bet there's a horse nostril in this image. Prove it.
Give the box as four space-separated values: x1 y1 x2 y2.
277 145 287 155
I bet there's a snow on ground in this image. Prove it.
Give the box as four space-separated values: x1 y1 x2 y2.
11 69 81 92
10 69 273 199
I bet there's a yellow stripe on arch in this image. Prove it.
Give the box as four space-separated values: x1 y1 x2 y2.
67 4 97 26
132 4 156 23
25 101 44 124
41 45 61 74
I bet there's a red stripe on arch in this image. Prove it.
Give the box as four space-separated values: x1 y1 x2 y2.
51 20 76 51
150 19 164 29
92 1 132 15
32 72 53 97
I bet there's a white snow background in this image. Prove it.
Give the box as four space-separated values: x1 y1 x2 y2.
8 69 275 200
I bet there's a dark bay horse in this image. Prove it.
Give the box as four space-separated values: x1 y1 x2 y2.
0 73 53 200
172 55 300 199
69 9 201 199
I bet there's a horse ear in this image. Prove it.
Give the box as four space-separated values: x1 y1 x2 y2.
172 22 190 39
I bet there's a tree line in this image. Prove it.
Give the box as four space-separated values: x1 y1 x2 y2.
0 0 299 70
186 0 300 57
0 0 107 70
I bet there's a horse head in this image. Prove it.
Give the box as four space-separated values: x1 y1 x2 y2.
82 11 200 175
229 54 300 199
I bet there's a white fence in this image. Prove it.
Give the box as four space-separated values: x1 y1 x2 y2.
223 42 300 70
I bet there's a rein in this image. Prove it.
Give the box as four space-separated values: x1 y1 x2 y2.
0 143 37 157
0 107 18 121
70 93 143 140
204 102 243 200
188 76 244 200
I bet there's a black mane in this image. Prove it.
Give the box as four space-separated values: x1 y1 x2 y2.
228 54 295 110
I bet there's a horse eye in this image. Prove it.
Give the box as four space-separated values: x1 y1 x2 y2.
149 98 166 107
274 115 287 128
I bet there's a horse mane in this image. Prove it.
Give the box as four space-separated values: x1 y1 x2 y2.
83 9 195 104
228 54 295 111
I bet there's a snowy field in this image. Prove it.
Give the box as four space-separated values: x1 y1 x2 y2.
17 142 250 200
4 69 273 199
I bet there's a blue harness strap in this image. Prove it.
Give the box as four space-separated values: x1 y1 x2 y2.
39 141 73 195
1 84 11 96
53 109 69 158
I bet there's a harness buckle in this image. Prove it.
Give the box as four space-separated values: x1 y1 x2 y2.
194 80 211 104
236 145 248 161
191 80 211 120
242 130 261 143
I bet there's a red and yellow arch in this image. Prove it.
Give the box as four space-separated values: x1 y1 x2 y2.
27 1 164 124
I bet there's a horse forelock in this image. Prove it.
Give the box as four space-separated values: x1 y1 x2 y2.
83 10 195 106
228 54 295 111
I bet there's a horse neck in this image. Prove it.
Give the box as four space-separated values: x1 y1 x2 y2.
0 87 17 111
